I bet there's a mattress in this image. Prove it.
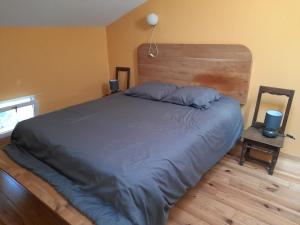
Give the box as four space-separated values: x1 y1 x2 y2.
5 93 243 225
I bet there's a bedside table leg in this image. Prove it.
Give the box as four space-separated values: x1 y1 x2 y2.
239 143 247 166
245 145 251 160
268 149 280 175
268 149 279 175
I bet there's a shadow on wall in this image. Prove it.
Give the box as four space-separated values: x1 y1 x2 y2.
135 16 149 31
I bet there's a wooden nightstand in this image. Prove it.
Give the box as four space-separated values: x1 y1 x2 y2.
239 86 295 175
240 127 284 175
104 91 120 97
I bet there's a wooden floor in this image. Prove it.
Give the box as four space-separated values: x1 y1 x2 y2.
0 170 69 225
1 139 300 225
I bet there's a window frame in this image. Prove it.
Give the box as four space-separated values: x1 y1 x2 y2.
0 96 38 139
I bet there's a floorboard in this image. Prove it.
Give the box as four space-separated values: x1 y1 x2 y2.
1 140 299 225
0 170 69 225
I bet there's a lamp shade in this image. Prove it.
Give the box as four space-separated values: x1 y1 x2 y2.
263 110 283 138
147 13 159 26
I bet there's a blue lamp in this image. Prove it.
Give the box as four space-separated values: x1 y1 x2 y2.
109 79 119 93
263 110 283 138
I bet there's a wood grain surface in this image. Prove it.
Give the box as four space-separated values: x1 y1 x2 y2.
138 44 252 104
1 140 300 225
0 169 69 225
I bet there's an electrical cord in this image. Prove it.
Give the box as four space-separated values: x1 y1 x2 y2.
148 26 159 58
279 133 296 140
251 124 295 140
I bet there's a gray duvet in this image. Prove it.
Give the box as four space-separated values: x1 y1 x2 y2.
5 93 243 225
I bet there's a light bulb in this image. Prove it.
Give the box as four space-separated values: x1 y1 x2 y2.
147 13 159 26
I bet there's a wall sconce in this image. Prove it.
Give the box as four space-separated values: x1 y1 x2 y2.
147 13 159 26
147 13 159 58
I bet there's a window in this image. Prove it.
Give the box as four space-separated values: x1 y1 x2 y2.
0 96 37 138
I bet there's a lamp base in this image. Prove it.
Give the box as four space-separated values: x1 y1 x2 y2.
263 129 278 138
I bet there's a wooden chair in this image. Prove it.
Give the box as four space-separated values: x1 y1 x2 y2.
115 67 131 90
240 86 295 175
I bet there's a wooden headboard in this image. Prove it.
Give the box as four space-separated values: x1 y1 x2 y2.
137 44 252 104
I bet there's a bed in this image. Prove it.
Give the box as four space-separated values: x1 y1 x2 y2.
4 44 252 225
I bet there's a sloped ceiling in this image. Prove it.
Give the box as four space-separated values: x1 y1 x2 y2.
0 0 146 26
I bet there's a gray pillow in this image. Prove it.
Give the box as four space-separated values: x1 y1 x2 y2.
124 82 178 100
163 86 221 110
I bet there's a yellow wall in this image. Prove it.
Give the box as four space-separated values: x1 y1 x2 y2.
1 1 299 156
0 27 109 114
107 0 300 156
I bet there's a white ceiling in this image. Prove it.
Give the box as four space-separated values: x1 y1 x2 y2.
0 0 146 26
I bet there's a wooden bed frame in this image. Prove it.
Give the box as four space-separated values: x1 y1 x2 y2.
1 46 300 225
138 44 252 104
